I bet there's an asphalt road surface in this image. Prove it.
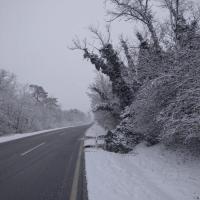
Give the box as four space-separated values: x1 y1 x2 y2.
0 125 90 200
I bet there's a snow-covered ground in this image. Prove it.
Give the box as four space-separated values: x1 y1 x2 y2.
84 124 200 200
0 126 76 144
84 123 106 147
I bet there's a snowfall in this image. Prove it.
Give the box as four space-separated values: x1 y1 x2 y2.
84 124 200 200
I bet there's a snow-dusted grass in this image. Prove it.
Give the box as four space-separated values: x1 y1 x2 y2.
85 124 200 200
0 126 76 144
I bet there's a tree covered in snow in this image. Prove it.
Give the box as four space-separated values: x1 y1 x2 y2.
88 72 121 129
71 27 135 109
0 69 90 135
73 0 200 153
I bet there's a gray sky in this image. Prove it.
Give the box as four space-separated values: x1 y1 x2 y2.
0 0 135 112
0 0 109 112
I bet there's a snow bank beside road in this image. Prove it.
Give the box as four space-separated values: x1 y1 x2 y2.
85 124 200 200
0 126 74 144
85 123 106 138
84 123 106 147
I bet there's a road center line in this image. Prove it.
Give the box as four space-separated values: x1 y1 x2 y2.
20 142 45 156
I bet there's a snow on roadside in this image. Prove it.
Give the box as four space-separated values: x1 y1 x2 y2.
84 122 106 147
84 124 200 200
0 126 75 144
85 123 106 137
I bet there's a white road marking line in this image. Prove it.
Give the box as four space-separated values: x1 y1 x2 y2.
20 142 45 156
69 140 83 200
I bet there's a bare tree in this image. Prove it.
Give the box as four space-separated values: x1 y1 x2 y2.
161 0 200 48
107 0 160 50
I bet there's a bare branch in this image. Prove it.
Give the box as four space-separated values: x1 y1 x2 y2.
69 36 87 51
107 0 160 50
89 26 105 46
89 25 112 47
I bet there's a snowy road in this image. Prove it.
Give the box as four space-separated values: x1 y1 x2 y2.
0 125 90 200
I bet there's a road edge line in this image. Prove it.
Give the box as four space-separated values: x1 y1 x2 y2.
69 140 83 200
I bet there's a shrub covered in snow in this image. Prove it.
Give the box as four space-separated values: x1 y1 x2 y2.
73 0 200 153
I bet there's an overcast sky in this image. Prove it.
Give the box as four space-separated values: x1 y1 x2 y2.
0 0 106 112
0 0 198 112
0 0 135 112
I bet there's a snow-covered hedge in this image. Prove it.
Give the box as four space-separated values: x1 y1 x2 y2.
75 0 200 153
